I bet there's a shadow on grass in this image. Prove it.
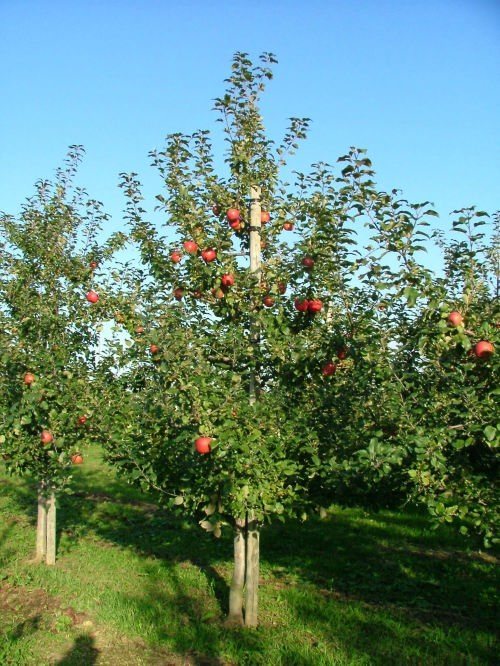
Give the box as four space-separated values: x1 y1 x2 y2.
1 459 498 665
55 634 99 665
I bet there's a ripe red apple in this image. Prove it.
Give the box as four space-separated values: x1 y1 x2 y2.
337 348 348 360
261 211 271 224
149 344 160 355
40 430 53 445
135 325 145 334
195 437 212 454
170 250 182 263
302 257 315 269
473 340 494 359
86 290 99 303
221 274 235 287
173 287 184 301
89 261 98 270
229 219 243 231
183 240 198 254
277 282 287 295
322 362 337 377
308 299 323 313
24 372 35 385
294 298 309 312
192 289 202 299
447 311 463 327
262 295 275 308
71 453 84 465
77 415 87 425
283 222 294 231
201 248 217 262
226 208 240 222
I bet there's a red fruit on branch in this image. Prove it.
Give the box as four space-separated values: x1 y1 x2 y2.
213 287 225 299
89 261 98 270
77 415 87 425
277 282 287 294
183 240 198 254
229 219 243 231
262 295 275 308
149 344 160 355
170 250 182 263
71 454 84 465
135 325 145 334
86 290 99 303
40 430 53 445
308 299 323 313
283 222 294 231
302 256 315 269
173 287 185 301
337 348 348 360
322 362 337 377
226 208 240 222
261 211 271 224
212 204 221 216
447 311 463 327
201 248 217 262
473 340 494 359
221 274 235 287
195 437 212 454
24 372 35 385
294 298 309 312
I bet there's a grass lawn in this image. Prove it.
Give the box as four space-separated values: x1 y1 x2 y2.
0 445 498 665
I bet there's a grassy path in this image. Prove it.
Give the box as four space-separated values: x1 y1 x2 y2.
0 446 498 665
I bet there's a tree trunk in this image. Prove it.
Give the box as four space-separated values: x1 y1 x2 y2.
227 518 245 626
35 483 56 565
35 485 47 563
46 492 56 565
244 515 260 628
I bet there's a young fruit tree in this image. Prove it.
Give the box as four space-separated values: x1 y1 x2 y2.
0 147 124 564
102 52 498 628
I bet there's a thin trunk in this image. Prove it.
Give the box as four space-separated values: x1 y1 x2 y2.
46 492 56 565
244 515 260 628
226 518 245 626
35 485 47 563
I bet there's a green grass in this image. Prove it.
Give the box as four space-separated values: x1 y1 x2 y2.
0 446 498 665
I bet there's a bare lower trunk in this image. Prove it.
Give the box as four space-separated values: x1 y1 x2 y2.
244 515 260 628
35 487 47 562
46 492 56 565
227 518 245 626
35 484 56 565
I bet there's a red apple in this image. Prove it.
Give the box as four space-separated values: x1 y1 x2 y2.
221 274 235 287
308 299 323 313
77 415 87 425
173 287 184 300
183 240 198 254
473 340 494 359
262 295 275 308
447 311 463 327
201 248 217 263
195 436 212 454
86 290 99 303
212 204 221 216
337 348 348 360
294 298 309 312
261 211 271 224
89 261 98 270
135 325 145 334
302 257 315 269
226 208 240 222
40 430 53 445
283 222 294 231
322 362 337 377
24 372 35 385
170 250 182 263
71 453 84 465
192 289 202 299
260 240 267 250
277 282 287 295
149 344 160 355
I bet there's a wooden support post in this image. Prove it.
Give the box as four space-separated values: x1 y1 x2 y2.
227 518 246 626
46 492 56 565
244 515 260 628
36 484 47 563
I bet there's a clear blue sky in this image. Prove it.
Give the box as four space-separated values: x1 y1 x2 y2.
1 0 499 242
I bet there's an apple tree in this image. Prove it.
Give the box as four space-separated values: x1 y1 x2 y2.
0 147 125 564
